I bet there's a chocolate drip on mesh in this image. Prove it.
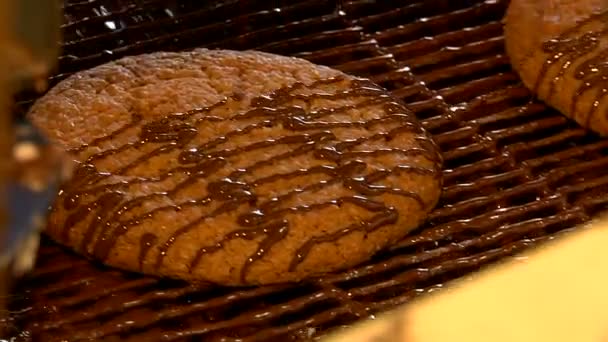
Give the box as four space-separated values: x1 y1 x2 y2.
56 76 439 283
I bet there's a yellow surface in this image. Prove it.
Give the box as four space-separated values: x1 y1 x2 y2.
324 218 608 342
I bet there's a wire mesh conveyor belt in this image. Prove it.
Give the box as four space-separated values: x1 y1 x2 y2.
6 0 608 340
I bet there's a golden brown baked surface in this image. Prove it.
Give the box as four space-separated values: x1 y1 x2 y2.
504 0 608 135
28 49 442 285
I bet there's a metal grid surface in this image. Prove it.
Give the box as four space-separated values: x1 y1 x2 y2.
7 0 608 340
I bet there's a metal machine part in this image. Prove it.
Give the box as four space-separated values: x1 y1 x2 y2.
0 0 62 323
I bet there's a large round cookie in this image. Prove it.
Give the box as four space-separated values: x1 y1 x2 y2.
28 49 442 286
504 0 608 135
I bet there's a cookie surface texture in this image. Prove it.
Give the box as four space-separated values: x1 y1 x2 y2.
504 0 608 135
28 49 442 285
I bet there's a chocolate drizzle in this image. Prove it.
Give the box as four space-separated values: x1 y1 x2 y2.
536 11 608 127
67 114 144 154
55 76 440 283
138 233 157 270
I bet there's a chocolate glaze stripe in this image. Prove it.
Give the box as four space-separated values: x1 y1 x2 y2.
435 182 549 227
442 169 525 196
123 305 356 342
440 141 486 162
65 285 335 340
536 32 603 95
27 252 90 277
382 226 580 301
29 263 140 290
390 82 429 102
359 30 455 123
387 19 503 55
405 36 506 74
368 67 418 89
418 55 510 86
83 142 141 165
544 156 608 185
260 27 369 56
432 125 476 147
462 85 534 115
523 139 608 169
368 284 445 317
325 204 574 285
36 278 160 312
41 285 228 330
57 76 438 283
359 17 462 157
67 114 143 154
316 280 371 318
402 182 557 247
504 128 589 161
351 1 429 28
207 11 349 50
441 155 508 182
437 72 522 102
368 0 505 43
558 173 608 197
38 286 201 329
395 25 504 67
291 37 376 64
114 291 344 342
367 231 567 314
571 47 608 127
469 102 546 131
443 165 505 191
334 54 395 75
32 276 287 330
29 273 101 297
534 10 608 127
